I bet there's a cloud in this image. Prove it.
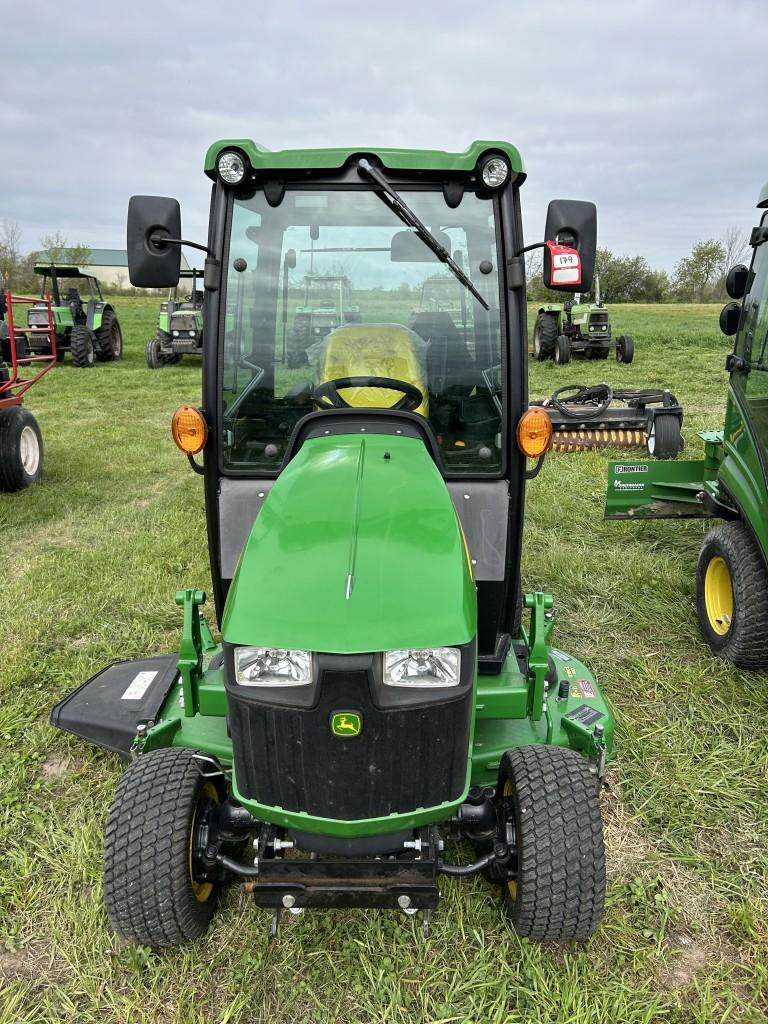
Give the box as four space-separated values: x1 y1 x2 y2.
1 0 766 269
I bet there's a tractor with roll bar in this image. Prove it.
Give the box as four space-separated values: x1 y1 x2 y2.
606 178 768 668
0 284 56 490
146 268 204 368
51 140 614 946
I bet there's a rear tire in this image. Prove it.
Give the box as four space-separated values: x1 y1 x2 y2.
696 522 768 668
554 334 571 364
616 335 634 363
497 746 605 941
0 406 43 491
70 325 95 368
96 310 123 362
533 313 558 361
646 415 682 459
103 747 223 947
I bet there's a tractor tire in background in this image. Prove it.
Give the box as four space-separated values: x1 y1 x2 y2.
696 522 768 669
497 746 605 941
70 325 95 368
146 338 165 369
0 406 43 491
554 334 571 364
616 335 634 363
103 747 224 947
95 310 123 362
646 414 682 459
532 313 558 361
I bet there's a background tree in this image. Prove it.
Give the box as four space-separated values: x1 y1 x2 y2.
672 239 726 302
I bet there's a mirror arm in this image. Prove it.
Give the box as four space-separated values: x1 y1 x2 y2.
515 242 546 256
150 234 214 258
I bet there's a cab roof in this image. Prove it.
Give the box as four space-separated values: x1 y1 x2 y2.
34 263 96 278
204 140 525 183
759 180 768 208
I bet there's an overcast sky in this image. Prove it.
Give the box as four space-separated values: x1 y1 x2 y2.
2 0 766 271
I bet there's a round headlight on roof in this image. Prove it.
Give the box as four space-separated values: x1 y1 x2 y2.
217 150 247 185
481 156 510 189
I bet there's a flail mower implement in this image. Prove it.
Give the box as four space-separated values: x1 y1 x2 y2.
606 179 768 668
534 384 684 458
51 141 614 946
0 287 56 490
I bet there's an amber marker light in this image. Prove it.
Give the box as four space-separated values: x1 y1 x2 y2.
171 405 208 455
516 408 553 458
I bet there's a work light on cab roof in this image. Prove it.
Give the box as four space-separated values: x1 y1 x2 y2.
53 137 614 950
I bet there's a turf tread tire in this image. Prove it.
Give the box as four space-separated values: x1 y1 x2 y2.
70 325 94 368
499 745 605 941
696 522 768 669
533 313 558 361
0 406 43 491
103 747 220 947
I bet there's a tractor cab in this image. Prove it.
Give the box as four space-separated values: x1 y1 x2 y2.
52 141 616 947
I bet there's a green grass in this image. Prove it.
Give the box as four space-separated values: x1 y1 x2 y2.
1 302 766 1023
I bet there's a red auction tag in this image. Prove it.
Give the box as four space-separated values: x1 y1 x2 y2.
546 241 582 287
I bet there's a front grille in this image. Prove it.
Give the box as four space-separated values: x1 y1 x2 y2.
170 314 199 331
28 310 49 326
590 312 609 325
227 655 472 820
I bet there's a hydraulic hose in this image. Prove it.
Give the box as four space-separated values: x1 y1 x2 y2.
439 849 500 877
214 852 260 877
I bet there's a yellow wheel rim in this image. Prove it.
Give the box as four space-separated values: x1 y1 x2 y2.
704 556 734 636
189 781 218 903
502 779 517 900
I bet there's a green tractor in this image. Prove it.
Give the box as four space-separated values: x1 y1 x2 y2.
606 180 768 668
21 264 123 368
286 274 361 368
533 277 634 364
52 142 613 946
146 269 204 368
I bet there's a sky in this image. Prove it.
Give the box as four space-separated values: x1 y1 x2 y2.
1 0 766 273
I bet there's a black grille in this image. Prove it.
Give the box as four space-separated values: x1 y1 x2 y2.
590 312 609 325
227 656 472 820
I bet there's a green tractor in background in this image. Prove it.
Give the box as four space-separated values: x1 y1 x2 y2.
146 268 204 368
606 179 768 668
286 274 361 367
21 264 123 368
52 141 614 947
533 276 634 364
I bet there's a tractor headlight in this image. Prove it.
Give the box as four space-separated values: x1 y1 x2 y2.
217 150 247 185
234 647 312 686
481 157 509 189
383 648 461 687
602 325 607 331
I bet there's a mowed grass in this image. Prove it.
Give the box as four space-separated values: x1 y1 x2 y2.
1 301 766 1023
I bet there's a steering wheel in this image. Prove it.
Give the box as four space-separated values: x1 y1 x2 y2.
312 376 423 412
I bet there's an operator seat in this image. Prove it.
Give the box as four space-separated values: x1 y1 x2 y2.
65 288 83 317
409 311 478 397
316 324 429 416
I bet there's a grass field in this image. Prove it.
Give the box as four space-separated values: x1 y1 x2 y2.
1 302 766 1023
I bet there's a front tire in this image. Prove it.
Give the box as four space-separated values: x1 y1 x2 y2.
145 337 164 369
554 334 571 364
103 748 223 947
0 406 43 491
96 310 123 361
497 746 605 941
696 522 768 668
70 325 95 368
616 335 634 363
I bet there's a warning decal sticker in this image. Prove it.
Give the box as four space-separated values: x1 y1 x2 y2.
121 671 158 701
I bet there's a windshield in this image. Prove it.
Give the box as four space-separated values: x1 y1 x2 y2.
220 187 504 475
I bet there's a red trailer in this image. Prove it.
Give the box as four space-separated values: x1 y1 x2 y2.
0 288 56 490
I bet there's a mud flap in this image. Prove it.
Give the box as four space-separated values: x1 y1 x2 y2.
50 656 179 758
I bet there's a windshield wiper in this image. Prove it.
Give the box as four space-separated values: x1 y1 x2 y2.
358 158 490 311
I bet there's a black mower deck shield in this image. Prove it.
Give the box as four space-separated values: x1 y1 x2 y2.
50 656 179 757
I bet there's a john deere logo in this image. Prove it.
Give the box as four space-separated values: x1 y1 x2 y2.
330 712 362 737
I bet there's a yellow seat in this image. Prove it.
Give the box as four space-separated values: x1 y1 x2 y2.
317 324 429 416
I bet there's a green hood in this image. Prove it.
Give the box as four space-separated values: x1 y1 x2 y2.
222 433 476 653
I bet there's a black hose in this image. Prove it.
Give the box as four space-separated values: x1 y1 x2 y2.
439 850 498 877
215 852 260 877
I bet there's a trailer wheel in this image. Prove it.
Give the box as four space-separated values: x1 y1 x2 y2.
145 338 165 369
0 406 43 491
554 334 571 364
646 415 682 459
616 335 634 363
497 746 605 941
70 325 95 368
96 311 123 361
104 748 225 947
696 522 768 669
533 313 558 361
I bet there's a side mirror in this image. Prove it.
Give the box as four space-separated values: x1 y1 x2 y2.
725 264 749 300
719 301 741 336
391 229 451 262
543 199 597 292
284 248 297 270
127 195 182 287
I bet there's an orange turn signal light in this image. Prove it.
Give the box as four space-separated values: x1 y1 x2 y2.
171 405 208 455
516 408 552 458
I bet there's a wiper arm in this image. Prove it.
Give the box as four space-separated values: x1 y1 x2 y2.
358 158 489 311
